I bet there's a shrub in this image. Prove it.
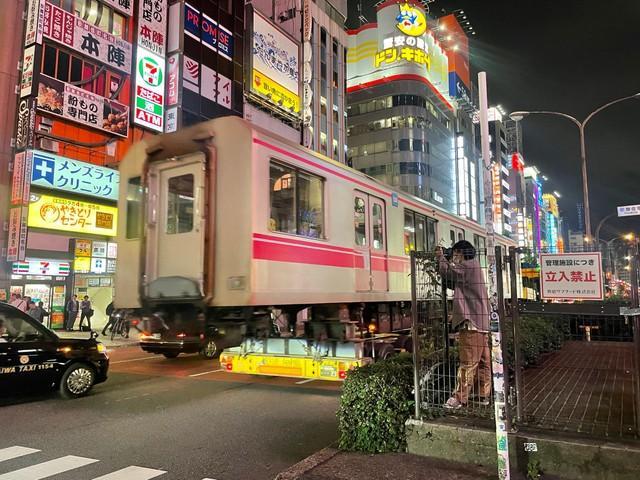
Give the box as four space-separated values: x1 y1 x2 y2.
337 354 414 453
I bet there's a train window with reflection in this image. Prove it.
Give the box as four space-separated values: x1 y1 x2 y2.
166 174 194 234
270 161 324 238
404 209 437 254
372 203 384 250
354 197 367 246
126 177 143 239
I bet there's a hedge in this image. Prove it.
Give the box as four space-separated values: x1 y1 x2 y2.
337 353 414 453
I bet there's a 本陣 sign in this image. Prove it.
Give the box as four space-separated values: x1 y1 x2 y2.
137 0 167 56
133 49 165 132
42 2 132 73
28 193 118 237
30 150 119 201
37 74 129 137
617 204 640 217
103 0 134 16
540 253 603 300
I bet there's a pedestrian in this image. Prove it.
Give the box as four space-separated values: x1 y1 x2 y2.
65 295 79 331
437 240 492 410
101 301 115 336
79 295 93 331
10 293 28 312
28 301 49 324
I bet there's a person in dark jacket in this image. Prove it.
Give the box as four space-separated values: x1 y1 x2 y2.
79 295 93 330
101 302 116 336
437 240 492 410
65 295 79 331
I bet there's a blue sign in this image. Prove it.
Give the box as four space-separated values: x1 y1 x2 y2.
184 3 234 61
30 150 119 201
184 2 200 41
448 72 472 105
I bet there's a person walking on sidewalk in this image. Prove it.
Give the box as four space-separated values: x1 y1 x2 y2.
437 240 492 410
65 295 79 331
101 302 116 336
79 295 93 331
10 293 28 312
28 301 49 324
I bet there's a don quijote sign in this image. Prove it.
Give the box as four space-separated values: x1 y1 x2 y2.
540 252 604 300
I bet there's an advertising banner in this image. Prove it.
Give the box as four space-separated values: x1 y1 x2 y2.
540 252 603 300
42 2 132 73
133 49 165 132
25 0 44 46
20 45 36 98
37 74 129 137
7 208 22 261
12 260 71 276
166 53 180 106
30 150 119 201
28 193 118 237
251 11 300 116
75 239 92 257
15 98 37 151
104 0 134 16
11 153 26 206
137 0 167 56
184 2 234 61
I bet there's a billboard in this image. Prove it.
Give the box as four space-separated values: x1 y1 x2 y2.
540 253 603 300
42 2 132 73
137 0 167 56
184 2 234 61
251 10 300 116
133 50 166 132
36 74 129 137
30 150 119 201
20 45 36 98
28 193 118 237
12 260 70 276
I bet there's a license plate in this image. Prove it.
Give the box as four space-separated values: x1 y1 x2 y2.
152 334 161 339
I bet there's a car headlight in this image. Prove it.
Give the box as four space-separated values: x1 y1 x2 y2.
96 343 107 354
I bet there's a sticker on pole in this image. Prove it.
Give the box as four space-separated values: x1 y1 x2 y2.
539 252 603 300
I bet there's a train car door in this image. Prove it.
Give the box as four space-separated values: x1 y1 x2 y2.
152 157 205 284
353 192 388 292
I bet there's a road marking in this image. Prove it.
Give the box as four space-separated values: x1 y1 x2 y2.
92 466 167 479
0 446 39 463
111 356 157 364
189 368 225 377
295 378 317 384
0 455 98 479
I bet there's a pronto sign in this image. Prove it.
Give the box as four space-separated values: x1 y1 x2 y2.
540 252 603 300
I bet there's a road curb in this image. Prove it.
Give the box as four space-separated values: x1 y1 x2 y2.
274 447 340 480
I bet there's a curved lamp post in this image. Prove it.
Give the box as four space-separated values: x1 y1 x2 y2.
510 93 640 242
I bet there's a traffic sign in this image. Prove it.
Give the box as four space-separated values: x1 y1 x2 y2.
617 204 640 217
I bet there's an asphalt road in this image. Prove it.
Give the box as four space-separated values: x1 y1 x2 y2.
1 347 342 480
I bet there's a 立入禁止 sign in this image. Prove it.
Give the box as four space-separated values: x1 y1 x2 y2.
540 252 603 300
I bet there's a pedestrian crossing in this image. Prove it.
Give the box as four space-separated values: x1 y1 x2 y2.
0 446 217 480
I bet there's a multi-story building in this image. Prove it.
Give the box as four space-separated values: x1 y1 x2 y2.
523 166 545 261
345 1 480 220
543 193 562 252
567 229 585 252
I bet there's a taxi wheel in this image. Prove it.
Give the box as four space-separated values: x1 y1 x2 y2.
163 352 180 358
200 339 219 359
60 363 95 399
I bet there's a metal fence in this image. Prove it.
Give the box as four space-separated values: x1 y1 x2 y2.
411 244 640 440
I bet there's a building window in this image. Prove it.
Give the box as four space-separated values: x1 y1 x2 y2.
73 0 127 38
166 174 195 234
354 196 367 246
126 177 143 240
270 161 324 239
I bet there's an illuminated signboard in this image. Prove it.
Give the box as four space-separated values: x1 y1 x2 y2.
74 256 91 273
28 193 118 237
30 150 119 201
184 2 234 61
396 3 427 36
42 2 132 73
133 49 166 132
137 0 167 56
12 260 70 276
251 10 300 116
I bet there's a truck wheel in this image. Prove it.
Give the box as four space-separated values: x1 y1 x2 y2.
60 363 95 399
377 344 395 361
163 352 180 358
200 339 219 359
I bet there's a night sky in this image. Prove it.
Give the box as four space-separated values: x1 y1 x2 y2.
349 0 640 239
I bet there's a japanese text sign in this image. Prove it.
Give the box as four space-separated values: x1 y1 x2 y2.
540 253 603 300
133 49 165 132
21 45 36 98
75 239 92 257
37 74 129 137
11 153 27 206
28 193 118 237
42 2 132 73
137 0 167 56
617 204 640 217
30 150 119 201
7 208 22 262
25 0 45 46
103 0 134 16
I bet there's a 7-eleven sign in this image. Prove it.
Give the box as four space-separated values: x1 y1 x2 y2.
12 260 70 276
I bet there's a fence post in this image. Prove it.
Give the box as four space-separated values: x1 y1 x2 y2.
410 251 421 419
495 246 512 432
509 246 524 424
630 243 640 436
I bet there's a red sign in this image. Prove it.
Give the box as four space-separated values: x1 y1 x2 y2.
137 85 162 104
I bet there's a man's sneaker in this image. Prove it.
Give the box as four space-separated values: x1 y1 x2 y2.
444 397 463 410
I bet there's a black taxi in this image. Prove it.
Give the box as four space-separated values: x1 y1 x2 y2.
0 303 109 398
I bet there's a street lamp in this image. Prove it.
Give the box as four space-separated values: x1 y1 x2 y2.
509 93 640 241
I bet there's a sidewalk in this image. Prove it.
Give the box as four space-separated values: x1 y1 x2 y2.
55 330 140 349
275 448 499 480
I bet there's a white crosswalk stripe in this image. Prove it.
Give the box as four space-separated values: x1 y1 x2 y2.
92 465 167 480
0 455 98 480
0 446 40 463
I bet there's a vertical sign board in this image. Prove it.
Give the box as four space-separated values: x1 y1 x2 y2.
134 0 167 132
20 45 36 97
540 253 603 300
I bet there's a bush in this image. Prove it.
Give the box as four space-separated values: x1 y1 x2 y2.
337 353 414 453
504 315 569 367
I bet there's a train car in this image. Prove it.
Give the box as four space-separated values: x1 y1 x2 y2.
114 116 517 376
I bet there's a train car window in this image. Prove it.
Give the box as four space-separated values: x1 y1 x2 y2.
166 174 195 234
126 177 143 239
403 210 415 254
270 161 324 239
458 230 464 242
450 230 456 246
415 214 426 252
354 197 367 246
427 218 437 251
372 204 384 250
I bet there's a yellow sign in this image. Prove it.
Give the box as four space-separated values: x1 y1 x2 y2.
75 239 92 257
28 194 117 237
251 69 300 114
375 46 430 69
74 256 91 273
396 3 427 37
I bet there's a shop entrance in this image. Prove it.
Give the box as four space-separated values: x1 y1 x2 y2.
10 279 67 329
